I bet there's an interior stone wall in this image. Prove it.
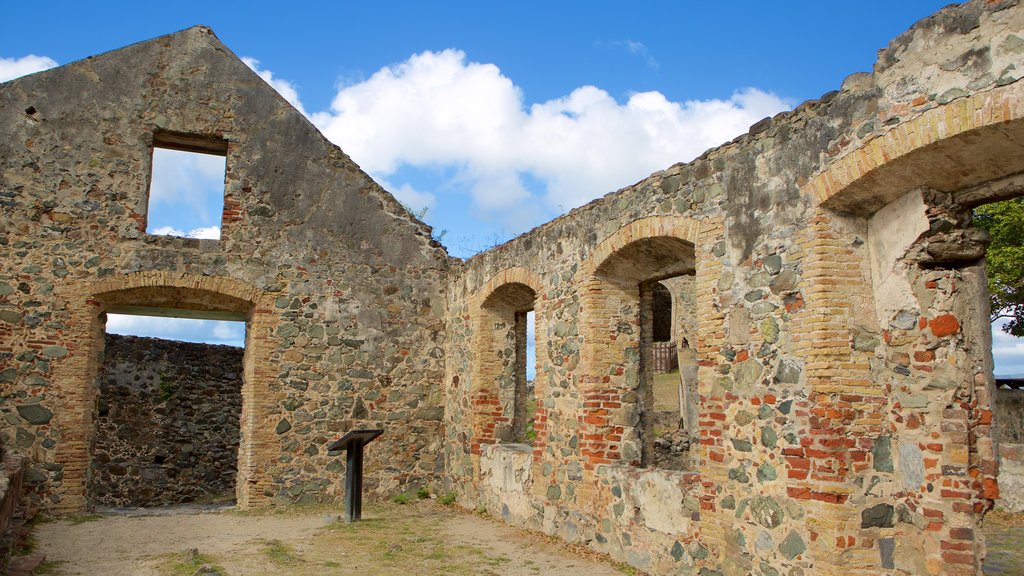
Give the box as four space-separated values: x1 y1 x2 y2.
90 334 242 508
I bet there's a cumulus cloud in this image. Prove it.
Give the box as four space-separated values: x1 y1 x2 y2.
0 54 58 82
311 49 791 229
106 314 245 347
242 57 308 116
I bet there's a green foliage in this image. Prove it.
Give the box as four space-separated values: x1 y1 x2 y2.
439 492 457 505
416 486 431 499
524 418 537 441
975 198 1024 336
392 491 411 505
158 371 173 401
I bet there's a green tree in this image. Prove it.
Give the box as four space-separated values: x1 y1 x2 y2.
974 197 1024 336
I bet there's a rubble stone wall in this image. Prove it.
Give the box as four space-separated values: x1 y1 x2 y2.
447 3 1024 575
995 388 1024 512
90 334 242 508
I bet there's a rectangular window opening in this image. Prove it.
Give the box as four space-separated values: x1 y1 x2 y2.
146 133 228 240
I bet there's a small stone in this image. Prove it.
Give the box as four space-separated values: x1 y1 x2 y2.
762 255 782 274
0 310 21 324
880 537 895 569
750 496 784 528
757 463 777 482
779 531 806 560
734 410 755 426
671 541 685 561
769 270 798 293
890 310 919 330
41 346 68 358
546 484 561 500
853 333 879 352
731 438 752 452
275 419 292 434
861 504 895 528
17 403 53 424
937 87 967 104
760 426 778 449
733 359 763 391
760 317 778 343
775 358 801 384
872 436 894 473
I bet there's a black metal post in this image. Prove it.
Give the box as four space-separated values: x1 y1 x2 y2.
328 429 383 524
345 441 363 522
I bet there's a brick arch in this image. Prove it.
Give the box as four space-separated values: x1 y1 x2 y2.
583 216 701 278
88 271 263 307
805 81 1024 214
51 272 276 512
469 268 545 460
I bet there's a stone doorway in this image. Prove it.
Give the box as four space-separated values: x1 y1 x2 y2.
89 327 245 508
79 279 260 510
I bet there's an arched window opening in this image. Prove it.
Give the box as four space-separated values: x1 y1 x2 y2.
591 235 697 470
480 282 538 445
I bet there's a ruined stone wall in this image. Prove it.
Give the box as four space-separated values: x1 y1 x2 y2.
0 26 452 513
447 2 1024 575
90 335 242 508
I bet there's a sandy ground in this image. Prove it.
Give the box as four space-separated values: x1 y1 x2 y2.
30 501 629 576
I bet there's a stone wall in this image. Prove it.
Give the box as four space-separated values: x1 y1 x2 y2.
446 2 1024 575
0 26 452 513
0 2 1022 575
90 334 242 507
995 387 1024 512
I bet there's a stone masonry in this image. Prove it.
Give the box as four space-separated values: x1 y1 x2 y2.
91 334 243 508
2 2 1024 575
0 27 452 513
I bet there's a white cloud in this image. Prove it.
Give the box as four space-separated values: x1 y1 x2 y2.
242 57 307 116
993 319 1024 376
311 49 791 230
106 314 245 347
0 54 58 82
149 225 220 239
148 147 225 235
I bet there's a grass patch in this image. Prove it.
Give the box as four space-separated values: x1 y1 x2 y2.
391 492 412 505
615 561 639 575
416 486 431 499
262 539 302 565
439 492 457 505
160 551 228 576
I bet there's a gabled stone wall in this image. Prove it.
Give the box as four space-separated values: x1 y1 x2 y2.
0 26 452 513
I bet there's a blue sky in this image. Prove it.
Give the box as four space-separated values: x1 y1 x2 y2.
5 1 1022 376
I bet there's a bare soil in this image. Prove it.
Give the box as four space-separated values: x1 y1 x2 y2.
28 500 631 576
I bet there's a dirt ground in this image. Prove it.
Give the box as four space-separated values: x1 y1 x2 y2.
26 500 631 576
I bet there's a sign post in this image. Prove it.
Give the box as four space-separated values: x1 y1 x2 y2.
328 429 383 523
